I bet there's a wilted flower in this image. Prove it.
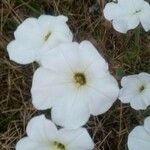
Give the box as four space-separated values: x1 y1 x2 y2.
103 0 150 33
16 115 94 150
119 72 150 110
7 15 73 64
128 116 150 150
31 41 119 129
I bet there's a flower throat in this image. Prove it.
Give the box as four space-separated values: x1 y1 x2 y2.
53 141 65 150
74 73 86 86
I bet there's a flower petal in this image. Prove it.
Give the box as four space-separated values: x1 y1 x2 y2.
144 117 150 133
130 95 147 110
7 40 36 64
57 128 94 150
121 75 140 87
128 126 150 150
138 72 150 83
26 115 57 142
119 87 136 103
112 19 128 33
119 75 140 103
41 42 79 73
103 2 123 20
49 30 72 44
141 89 150 107
118 0 143 11
79 40 108 71
51 89 90 129
140 9 150 31
14 18 42 45
16 137 49 150
31 68 71 110
38 15 68 31
31 68 54 110
125 15 140 30
88 73 119 115
88 90 114 115
52 22 73 42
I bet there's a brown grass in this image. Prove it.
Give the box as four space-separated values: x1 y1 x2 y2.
0 0 150 150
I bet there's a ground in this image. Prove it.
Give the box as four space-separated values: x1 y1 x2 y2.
0 0 150 150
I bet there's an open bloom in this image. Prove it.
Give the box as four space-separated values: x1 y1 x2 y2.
7 15 73 64
128 116 150 150
16 115 94 150
31 41 119 129
119 72 150 110
103 0 150 33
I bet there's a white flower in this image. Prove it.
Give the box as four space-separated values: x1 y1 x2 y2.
119 72 150 110
7 15 73 64
103 0 150 33
128 116 150 150
31 41 119 129
16 115 94 150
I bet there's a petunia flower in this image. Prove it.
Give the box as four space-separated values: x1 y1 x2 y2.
7 15 73 64
16 115 94 150
103 0 150 33
119 72 150 110
128 116 150 150
31 41 119 129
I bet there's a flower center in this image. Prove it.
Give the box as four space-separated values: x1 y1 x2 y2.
139 85 145 93
135 9 141 14
74 73 86 86
44 32 51 41
53 141 65 150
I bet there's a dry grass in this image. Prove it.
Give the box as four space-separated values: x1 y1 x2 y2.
0 0 150 150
